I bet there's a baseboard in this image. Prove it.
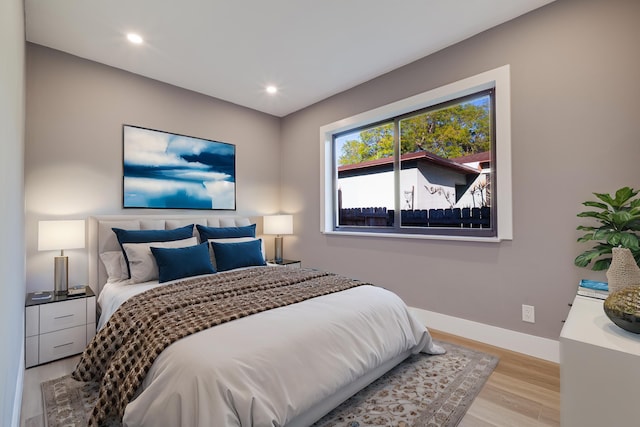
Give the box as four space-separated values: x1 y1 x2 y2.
409 307 560 363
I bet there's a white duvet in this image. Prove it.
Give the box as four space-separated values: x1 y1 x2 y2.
98 273 444 427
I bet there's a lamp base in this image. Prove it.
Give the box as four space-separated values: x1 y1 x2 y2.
54 256 69 296
274 236 283 263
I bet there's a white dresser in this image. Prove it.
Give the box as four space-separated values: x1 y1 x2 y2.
25 287 96 368
560 295 640 426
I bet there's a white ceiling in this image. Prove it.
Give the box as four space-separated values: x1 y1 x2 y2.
25 0 556 117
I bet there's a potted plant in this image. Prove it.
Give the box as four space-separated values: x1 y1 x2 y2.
574 187 640 270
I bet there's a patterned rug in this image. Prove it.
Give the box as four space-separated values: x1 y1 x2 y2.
41 341 497 427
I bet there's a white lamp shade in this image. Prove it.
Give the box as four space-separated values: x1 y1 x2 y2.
263 215 293 235
38 220 86 251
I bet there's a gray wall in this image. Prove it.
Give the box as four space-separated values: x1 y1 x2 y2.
280 0 640 340
0 0 25 424
25 44 282 291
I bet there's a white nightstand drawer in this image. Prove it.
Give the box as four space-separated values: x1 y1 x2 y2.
39 325 87 364
25 306 39 337
281 262 301 268
39 299 86 334
25 336 39 368
87 296 96 325
267 259 301 268
26 288 96 367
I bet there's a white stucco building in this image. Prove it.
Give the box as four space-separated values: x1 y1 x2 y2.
338 150 490 212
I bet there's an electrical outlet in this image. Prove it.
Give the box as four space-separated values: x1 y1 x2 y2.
522 304 535 323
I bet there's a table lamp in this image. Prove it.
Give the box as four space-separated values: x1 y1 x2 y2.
38 220 85 296
263 215 293 263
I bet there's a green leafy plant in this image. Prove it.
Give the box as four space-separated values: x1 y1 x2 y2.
575 187 640 270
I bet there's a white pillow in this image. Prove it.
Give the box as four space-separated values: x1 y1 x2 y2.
100 251 128 281
207 237 266 270
123 237 198 284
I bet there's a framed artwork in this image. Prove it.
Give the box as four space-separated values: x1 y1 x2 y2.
123 125 236 210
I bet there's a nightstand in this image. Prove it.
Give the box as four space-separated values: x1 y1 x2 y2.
25 287 96 368
267 259 302 268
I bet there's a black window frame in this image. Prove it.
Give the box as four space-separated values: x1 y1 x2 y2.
332 89 497 238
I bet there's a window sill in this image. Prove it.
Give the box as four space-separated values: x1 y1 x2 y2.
321 229 505 243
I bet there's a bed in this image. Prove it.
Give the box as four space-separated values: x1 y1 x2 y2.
75 215 445 427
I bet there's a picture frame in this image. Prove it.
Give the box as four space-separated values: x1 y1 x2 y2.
123 125 236 210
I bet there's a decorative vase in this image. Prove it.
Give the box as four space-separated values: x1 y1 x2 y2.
603 285 640 334
606 247 640 294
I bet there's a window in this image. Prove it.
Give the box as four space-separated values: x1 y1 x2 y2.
321 65 512 242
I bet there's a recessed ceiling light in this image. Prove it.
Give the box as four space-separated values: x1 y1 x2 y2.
127 33 144 44
266 85 278 94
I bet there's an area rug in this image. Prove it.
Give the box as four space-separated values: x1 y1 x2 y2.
42 341 497 427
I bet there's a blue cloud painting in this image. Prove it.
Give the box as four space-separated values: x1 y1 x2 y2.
123 125 236 209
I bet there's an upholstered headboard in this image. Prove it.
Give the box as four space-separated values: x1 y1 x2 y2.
88 215 256 295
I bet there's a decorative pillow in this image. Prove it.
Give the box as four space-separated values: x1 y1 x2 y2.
122 237 198 283
196 224 256 242
112 224 195 277
99 251 128 281
151 242 216 283
113 224 195 244
210 239 266 272
206 237 266 270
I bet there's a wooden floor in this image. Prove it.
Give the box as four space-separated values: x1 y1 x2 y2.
20 330 559 427
21 355 80 427
430 330 560 427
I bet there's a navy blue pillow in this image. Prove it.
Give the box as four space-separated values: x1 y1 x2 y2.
196 224 256 242
112 224 195 277
210 239 266 272
150 242 216 283
112 224 194 245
